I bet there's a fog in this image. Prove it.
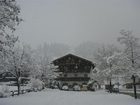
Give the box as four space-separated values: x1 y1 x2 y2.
16 0 140 48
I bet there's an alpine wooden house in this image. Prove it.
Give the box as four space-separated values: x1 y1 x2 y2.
52 54 95 90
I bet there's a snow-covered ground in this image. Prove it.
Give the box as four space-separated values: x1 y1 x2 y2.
0 89 140 105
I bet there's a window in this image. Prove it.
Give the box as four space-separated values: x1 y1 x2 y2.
78 60 81 63
64 66 68 70
68 57 71 60
74 74 78 77
75 65 78 69
64 74 67 77
84 74 88 77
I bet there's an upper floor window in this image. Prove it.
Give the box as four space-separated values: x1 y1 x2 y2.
75 65 78 69
64 74 67 77
84 74 88 77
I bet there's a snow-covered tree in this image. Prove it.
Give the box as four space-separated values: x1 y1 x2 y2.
0 0 22 53
94 45 120 70
93 45 121 84
0 0 22 80
31 51 50 80
1 44 34 95
118 30 140 76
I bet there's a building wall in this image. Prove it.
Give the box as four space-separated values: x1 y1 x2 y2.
58 81 88 89
58 73 90 78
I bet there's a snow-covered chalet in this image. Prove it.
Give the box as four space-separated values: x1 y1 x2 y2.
52 54 95 90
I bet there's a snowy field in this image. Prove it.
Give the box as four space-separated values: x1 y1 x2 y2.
0 89 140 105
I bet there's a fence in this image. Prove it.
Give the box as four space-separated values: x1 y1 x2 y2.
10 88 34 96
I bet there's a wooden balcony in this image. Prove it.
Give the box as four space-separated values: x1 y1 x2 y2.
55 77 90 81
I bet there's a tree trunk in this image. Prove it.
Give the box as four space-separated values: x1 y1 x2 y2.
130 43 135 68
17 78 20 95
109 78 112 93
132 75 137 99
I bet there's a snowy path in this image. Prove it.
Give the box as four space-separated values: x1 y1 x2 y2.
0 89 140 105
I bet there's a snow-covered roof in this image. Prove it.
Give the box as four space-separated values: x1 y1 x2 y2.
52 53 95 67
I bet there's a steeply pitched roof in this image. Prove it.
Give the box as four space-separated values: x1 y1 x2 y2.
52 53 95 67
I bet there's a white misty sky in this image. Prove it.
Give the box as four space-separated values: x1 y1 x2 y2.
16 0 140 47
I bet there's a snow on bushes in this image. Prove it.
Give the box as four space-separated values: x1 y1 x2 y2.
27 78 44 91
0 85 11 98
73 85 81 91
62 85 69 90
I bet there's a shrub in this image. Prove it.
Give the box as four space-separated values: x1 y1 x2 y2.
0 85 11 98
73 85 81 91
62 85 69 90
27 78 44 91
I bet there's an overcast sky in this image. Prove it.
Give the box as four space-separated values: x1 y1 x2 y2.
16 0 140 48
